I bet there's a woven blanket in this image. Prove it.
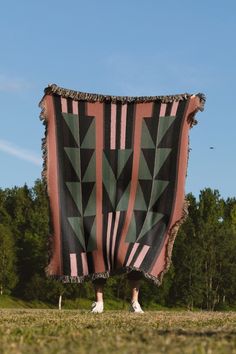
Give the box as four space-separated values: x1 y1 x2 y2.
39 84 205 285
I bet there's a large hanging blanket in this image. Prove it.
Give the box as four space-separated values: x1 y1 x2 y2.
39 84 205 285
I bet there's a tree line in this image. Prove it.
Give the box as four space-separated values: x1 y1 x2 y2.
0 179 236 310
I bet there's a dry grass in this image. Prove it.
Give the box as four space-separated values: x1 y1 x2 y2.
0 309 236 353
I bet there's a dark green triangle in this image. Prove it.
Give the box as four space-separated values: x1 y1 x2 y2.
103 153 117 208
62 113 80 146
148 180 169 210
87 217 97 251
125 213 137 243
138 150 152 180
136 212 164 241
103 183 115 212
103 150 117 176
116 182 130 211
81 119 95 148
117 149 132 179
66 182 82 215
82 151 96 182
154 148 171 177
82 182 94 212
141 120 155 148
83 184 96 216
134 182 148 211
68 216 85 250
64 147 81 180
139 180 153 207
157 116 175 145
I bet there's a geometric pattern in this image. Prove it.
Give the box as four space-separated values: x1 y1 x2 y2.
61 104 179 258
61 99 178 260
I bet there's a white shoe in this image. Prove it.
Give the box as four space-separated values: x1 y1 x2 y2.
130 300 144 313
90 301 104 313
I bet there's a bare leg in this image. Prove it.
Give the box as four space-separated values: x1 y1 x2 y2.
94 281 105 302
127 271 144 313
91 278 106 313
129 279 141 303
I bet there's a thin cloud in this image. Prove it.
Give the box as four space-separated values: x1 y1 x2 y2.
0 75 31 92
0 140 41 166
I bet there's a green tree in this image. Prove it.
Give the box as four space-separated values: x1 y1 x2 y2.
169 194 204 309
3 181 50 297
198 189 225 310
0 224 18 294
216 199 236 308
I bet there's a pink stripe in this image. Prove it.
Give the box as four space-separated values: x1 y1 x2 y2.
120 104 127 149
126 243 139 267
81 252 89 275
170 101 178 116
111 211 121 267
133 245 150 268
70 253 78 276
72 100 78 115
160 103 166 117
61 98 68 113
106 212 113 270
110 104 116 149
87 102 105 272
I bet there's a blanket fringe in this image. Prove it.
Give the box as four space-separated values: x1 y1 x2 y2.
39 97 55 268
39 98 48 186
45 268 162 285
41 83 206 105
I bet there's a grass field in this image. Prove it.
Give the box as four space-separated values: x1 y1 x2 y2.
0 309 236 354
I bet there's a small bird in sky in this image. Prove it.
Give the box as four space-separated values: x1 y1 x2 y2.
209 147 214 149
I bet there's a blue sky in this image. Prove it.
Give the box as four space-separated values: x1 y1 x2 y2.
0 0 235 199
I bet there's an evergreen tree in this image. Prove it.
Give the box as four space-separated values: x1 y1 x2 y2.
0 224 18 294
198 189 225 310
169 194 204 309
218 199 236 307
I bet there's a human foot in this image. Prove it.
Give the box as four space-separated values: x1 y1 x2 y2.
90 301 104 313
130 300 144 313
